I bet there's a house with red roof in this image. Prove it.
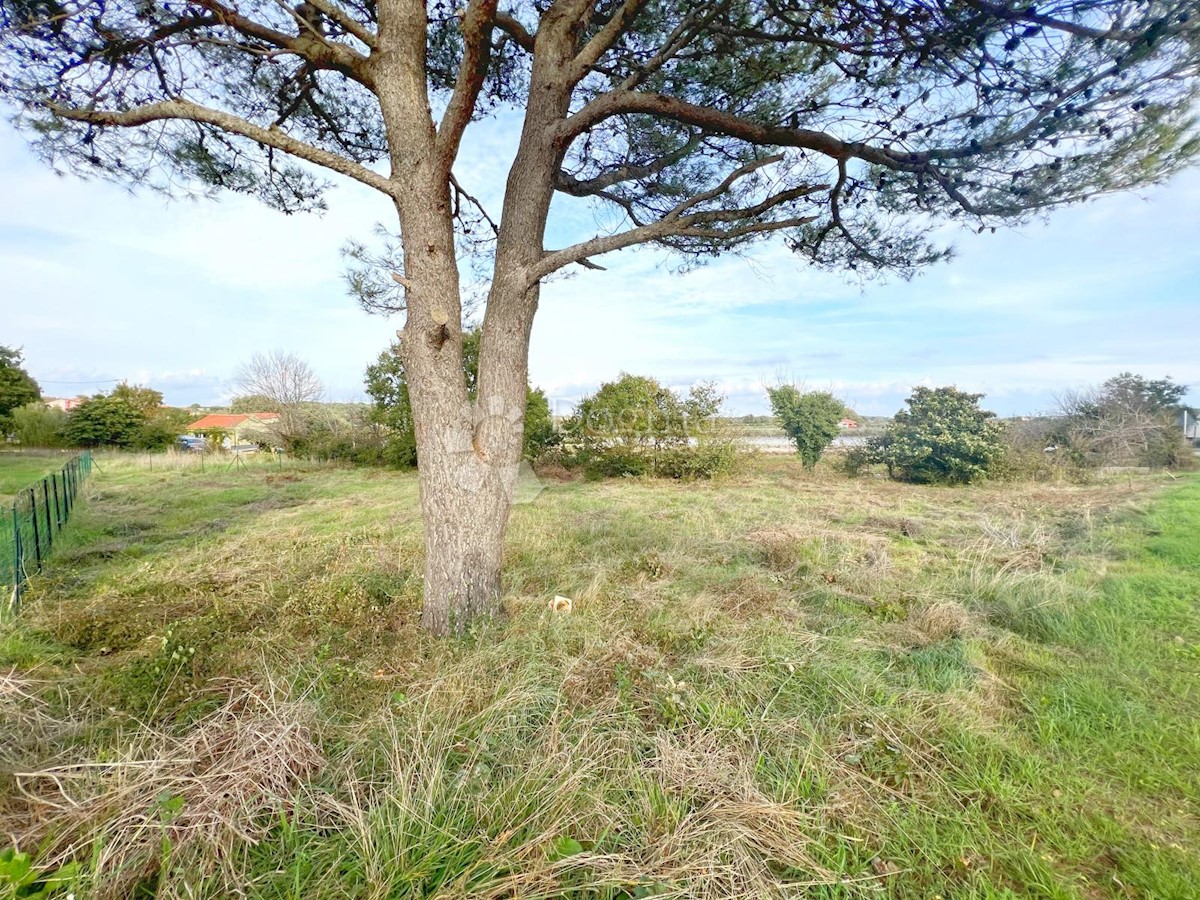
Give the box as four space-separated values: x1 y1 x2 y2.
186 412 280 447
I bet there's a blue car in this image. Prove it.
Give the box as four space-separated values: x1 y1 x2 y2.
177 436 207 452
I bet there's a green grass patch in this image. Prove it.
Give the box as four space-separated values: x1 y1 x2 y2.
0 451 73 501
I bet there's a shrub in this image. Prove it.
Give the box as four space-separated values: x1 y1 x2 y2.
654 439 741 480
0 345 41 434
11 402 66 447
62 394 146 448
564 374 738 479
581 448 650 479
1052 372 1195 469
766 385 846 468
868 386 1006 484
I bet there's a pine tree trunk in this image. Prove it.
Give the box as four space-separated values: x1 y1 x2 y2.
414 433 521 635
371 4 572 634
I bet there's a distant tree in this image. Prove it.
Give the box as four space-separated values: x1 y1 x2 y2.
364 346 418 468
230 394 282 414
565 374 733 478
868 386 1006 484
1097 372 1188 413
767 385 846 468
235 351 323 406
110 382 164 416
11 402 66 447
571 374 687 452
522 388 559 460
0 345 41 433
234 351 324 452
1055 372 1192 467
63 395 145 448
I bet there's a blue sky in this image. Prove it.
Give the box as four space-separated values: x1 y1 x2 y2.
1 114 1197 417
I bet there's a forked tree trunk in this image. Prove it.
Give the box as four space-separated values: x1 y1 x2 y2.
396 239 531 636
372 2 571 634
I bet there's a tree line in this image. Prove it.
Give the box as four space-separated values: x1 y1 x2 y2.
1 346 194 450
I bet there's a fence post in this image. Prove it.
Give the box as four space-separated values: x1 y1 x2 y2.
42 479 53 550
52 472 62 529
10 504 21 615
28 488 42 571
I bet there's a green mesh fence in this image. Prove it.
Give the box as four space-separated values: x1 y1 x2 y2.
2 452 92 615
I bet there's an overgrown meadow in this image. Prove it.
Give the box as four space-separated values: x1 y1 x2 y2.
2 453 1198 898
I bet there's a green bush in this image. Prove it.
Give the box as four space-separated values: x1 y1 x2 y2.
867 386 1005 484
0 345 41 435
564 374 738 480
62 394 146 448
581 448 650 479
654 440 741 480
11 402 66 447
766 385 846 468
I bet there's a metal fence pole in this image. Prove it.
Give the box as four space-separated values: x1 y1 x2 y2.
11 504 21 614
52 472 62 529
28 489 42 571
41 479 53 551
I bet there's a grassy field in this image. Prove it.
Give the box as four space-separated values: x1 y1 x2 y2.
0 451 75 503
1 455 1198 898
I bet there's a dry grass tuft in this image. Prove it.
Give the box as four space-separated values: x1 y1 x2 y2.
10 680 323 897
747 526 815 572
0 671 69 774
646 729 840 896
908 601 973 644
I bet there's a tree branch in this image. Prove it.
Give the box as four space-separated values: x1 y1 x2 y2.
302 0 379 48
554 131 704 196
534 208 818 281
561 89 867 163
532 157 825 282
436 0 498 172
967 0 1143 43
573 0 647 78
48 99 398 198
194 0 372 84
495 10 535 52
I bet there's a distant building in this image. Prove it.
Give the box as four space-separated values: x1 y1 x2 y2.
839 418 859 429
44 396 87 412
186 412 281 448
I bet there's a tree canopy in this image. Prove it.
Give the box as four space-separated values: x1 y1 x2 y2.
62 394 148 447
766 385 846 468
2 1 1198 283
0 345 42 429
110 382 165 416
